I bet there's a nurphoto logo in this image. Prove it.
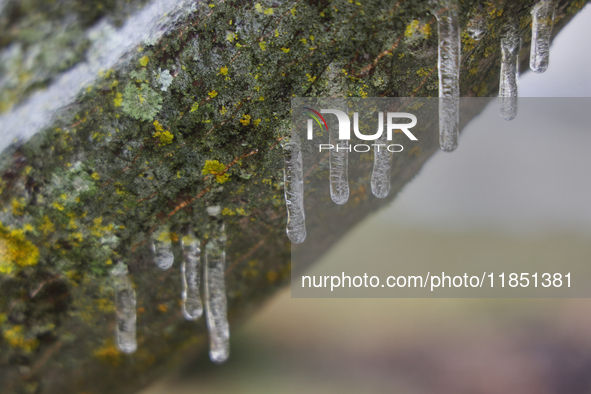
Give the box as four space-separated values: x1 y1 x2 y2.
303 107 419 153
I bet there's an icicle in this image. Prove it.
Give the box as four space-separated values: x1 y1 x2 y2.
327 102 349 204
371 133 392 199
112 263 137 354
432 0 461 152
499 30 521 121
204 211 230 364
530 0 555 73
181 232 203 321
150 228 174 270
329 138 349 204
283 134 306 244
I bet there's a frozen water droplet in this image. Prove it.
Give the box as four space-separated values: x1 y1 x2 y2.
530 0 555 73
371 135 392 199
432 0 461 152
181 233 203 320
204 222 230 364
112 264 137 354
467 16 487 40
151 229 174 270
283 135 306 244
206 206 222 217
499 30 521 121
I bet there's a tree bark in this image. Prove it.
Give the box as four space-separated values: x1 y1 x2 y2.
0 0 586 393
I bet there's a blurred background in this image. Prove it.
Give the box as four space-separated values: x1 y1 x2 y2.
140 4 591 393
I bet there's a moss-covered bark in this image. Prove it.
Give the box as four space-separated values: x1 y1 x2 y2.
0 0 587 393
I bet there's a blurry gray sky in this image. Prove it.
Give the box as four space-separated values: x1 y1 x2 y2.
520 4 591 97
381 4 591 235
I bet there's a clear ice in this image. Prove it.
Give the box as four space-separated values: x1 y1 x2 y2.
283 134 307 244
151 229 174 270
499 31 521 121
204 218 230 364
530 0 555 73
432 0 461 152
371 133 392 199
112 264 137 354
181 233 203 321
327 103 350 204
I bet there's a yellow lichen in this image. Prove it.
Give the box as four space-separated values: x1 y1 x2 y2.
0 224 40 274
153 130 174 146
202 160 230 184
416 68 429 77
404 20 431 41
405 20 419 37
95 298 115 313
239 114 251 126
11 198 25 216
39 215 55 235
3 325 39 352
94 341 122 366
153 120 164 132
139 56 150 66
222 207 236 216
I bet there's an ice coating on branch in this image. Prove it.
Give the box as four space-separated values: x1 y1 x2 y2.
181 233 203 321
0 0 196 153
204 218 229 364
283 134 306 244
499 30 521 121
432 0 460 152
112 264 137 354
371 134 392 199
530 0 555 73
150 228 174 270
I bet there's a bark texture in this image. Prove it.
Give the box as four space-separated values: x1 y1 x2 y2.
0 0 587 393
